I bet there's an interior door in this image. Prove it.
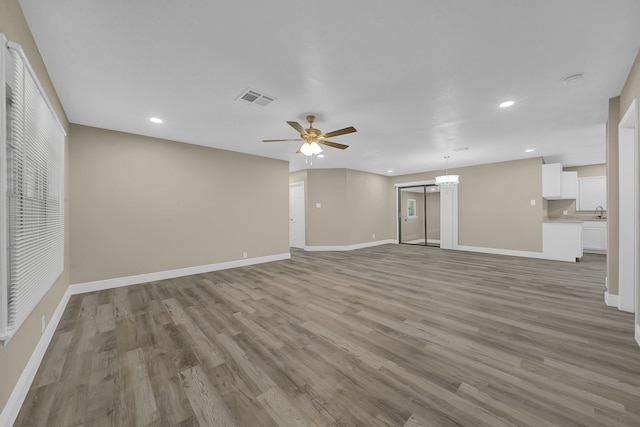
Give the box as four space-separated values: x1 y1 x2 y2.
289 182 305 248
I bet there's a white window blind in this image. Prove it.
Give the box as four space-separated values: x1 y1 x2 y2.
1 34 65 343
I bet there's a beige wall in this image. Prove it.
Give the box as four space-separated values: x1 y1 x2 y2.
390 157 544 252
70 125 289 283
0 0 71 411
547 164 607 218
346 169 395 244
299 168 393 247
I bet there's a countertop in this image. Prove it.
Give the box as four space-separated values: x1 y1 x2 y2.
544 216 607 223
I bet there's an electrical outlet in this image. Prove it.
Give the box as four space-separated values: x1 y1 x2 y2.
530 199 536 206
563 210 568 215
41 315 46 333
372 233 376 239
242 251 248 259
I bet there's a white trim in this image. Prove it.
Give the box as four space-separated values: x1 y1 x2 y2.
618 98 639 315
0 34 8 342
583 249 607 255
604 291 619 307
0 252 290 425
69 253 291 295
636 323 640 347
0 287 72 427
305 239 396 252
393 179 436 188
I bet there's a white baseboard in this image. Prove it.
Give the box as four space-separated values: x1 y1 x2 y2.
636 323 640 348
0 252 290 426
604 291 619 307
0 287 72 427
69 253 291 295
304 239 396 252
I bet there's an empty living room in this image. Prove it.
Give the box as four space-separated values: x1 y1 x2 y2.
2 1 640 426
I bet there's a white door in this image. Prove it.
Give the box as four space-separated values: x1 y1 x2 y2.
289 182 305 248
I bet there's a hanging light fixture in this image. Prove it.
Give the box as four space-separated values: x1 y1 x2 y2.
435 155 459 189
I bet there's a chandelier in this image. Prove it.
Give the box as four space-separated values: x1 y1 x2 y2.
435 155 459 189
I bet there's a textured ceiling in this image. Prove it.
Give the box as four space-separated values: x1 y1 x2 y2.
18 0 640 174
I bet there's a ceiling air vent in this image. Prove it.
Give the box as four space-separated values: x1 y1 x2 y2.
452 146 470 152
236 87 275 107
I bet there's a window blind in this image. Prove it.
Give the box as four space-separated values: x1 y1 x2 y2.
1 35 65 343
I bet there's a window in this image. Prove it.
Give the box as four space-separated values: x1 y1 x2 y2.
1 35 65 343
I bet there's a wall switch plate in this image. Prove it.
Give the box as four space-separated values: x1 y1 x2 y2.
530 199 536 206
372 234 376 239
316 203 321 208
563 210 568 215
242 251 248 259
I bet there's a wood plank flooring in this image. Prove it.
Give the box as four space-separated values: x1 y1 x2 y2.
14 245 640 426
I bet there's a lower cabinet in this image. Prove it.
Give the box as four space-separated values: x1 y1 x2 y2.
582 221 607 253
543 222 583 262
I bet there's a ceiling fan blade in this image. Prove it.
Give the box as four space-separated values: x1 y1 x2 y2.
321 126 357 139
262 139 304 142
318 140 349 150
287 121 307 135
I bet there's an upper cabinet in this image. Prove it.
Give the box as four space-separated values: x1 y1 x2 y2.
542 163 577 199
577 176 607 211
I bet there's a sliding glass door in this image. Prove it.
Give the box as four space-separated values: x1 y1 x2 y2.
398 185 440 247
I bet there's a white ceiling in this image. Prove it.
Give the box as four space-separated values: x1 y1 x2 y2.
18 0 640 175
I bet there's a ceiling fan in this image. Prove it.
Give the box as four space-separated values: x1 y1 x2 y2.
263 115 357 156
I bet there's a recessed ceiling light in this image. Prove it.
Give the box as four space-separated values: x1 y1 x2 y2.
525 148 535 153
317 154 324 158
387 170 393 173
499 101 515 108
149 117 163 124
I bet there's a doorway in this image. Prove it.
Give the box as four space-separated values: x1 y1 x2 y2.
398 185 440 247
289 182 305 249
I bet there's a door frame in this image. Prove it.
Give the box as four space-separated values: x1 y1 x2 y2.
394 180 458 249
618 98 638 321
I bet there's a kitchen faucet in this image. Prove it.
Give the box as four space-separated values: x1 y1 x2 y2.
595 205 604 219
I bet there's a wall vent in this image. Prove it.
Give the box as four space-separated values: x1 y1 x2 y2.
452 146 470 152
236 87 275 107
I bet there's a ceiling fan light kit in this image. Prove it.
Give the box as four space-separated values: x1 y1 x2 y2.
263 114 356 157
299 141 323 156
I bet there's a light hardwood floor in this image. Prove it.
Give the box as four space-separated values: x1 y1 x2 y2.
15 245 640 426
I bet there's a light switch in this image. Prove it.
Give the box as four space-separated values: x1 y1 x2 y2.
563 210 568 215
316 203 321 208
530 199 536 206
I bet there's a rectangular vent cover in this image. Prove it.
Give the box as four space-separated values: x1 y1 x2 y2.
236 87 275 107
452 146 470 152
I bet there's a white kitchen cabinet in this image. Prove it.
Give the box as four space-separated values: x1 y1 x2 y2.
561 171 577 199
582 221 607 253
542 163 562 199
542 163 577 199
577 177 606 211
543 222 583 262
